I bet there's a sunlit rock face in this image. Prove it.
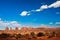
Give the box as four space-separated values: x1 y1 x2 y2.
0 26 60 35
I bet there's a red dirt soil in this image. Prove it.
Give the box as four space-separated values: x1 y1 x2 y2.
0 37 60 40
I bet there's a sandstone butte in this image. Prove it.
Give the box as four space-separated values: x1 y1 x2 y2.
0 26 60 35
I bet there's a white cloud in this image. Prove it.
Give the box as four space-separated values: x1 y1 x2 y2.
27 13 30 16
48 1 60 8
0 21 9 27
40 24 48 28
35 1 60 12
0 18 1 21
10 21 18 24
36 9 41 12
20 11 30 16
20 1 60 16
49 22 53 24
0 19 22 29
55 22 60 24
40 5 48 9
35 5 48 12
10 21 21 27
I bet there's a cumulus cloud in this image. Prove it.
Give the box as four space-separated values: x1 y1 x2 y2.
20 11 30 16
34 5 48 12
20 1 60 16
35 1 60 12
48 1 60 8
37 1 60 11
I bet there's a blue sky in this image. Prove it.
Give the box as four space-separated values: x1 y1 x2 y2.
0 0 60 29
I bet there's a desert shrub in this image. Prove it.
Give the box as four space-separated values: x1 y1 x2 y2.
45 31 49 36
52 32 56 36
37 32 44 37
15 34 22 40
0 33 9 38
48 31 56 38
16 34 22 38
24 34 30 38
30 32 36 38
55 31 60 37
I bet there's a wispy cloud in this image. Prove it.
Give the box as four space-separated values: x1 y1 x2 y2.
49 22 60 25
56 12 60 14
35 1 60 12
35 5 48 12
49 22 53 24
48 1 60 8
55 22 60 24
20 1 60 16
0 19 21 29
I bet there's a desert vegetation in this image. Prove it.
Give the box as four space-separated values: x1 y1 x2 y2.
0 28 60 40
0 32 60 40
